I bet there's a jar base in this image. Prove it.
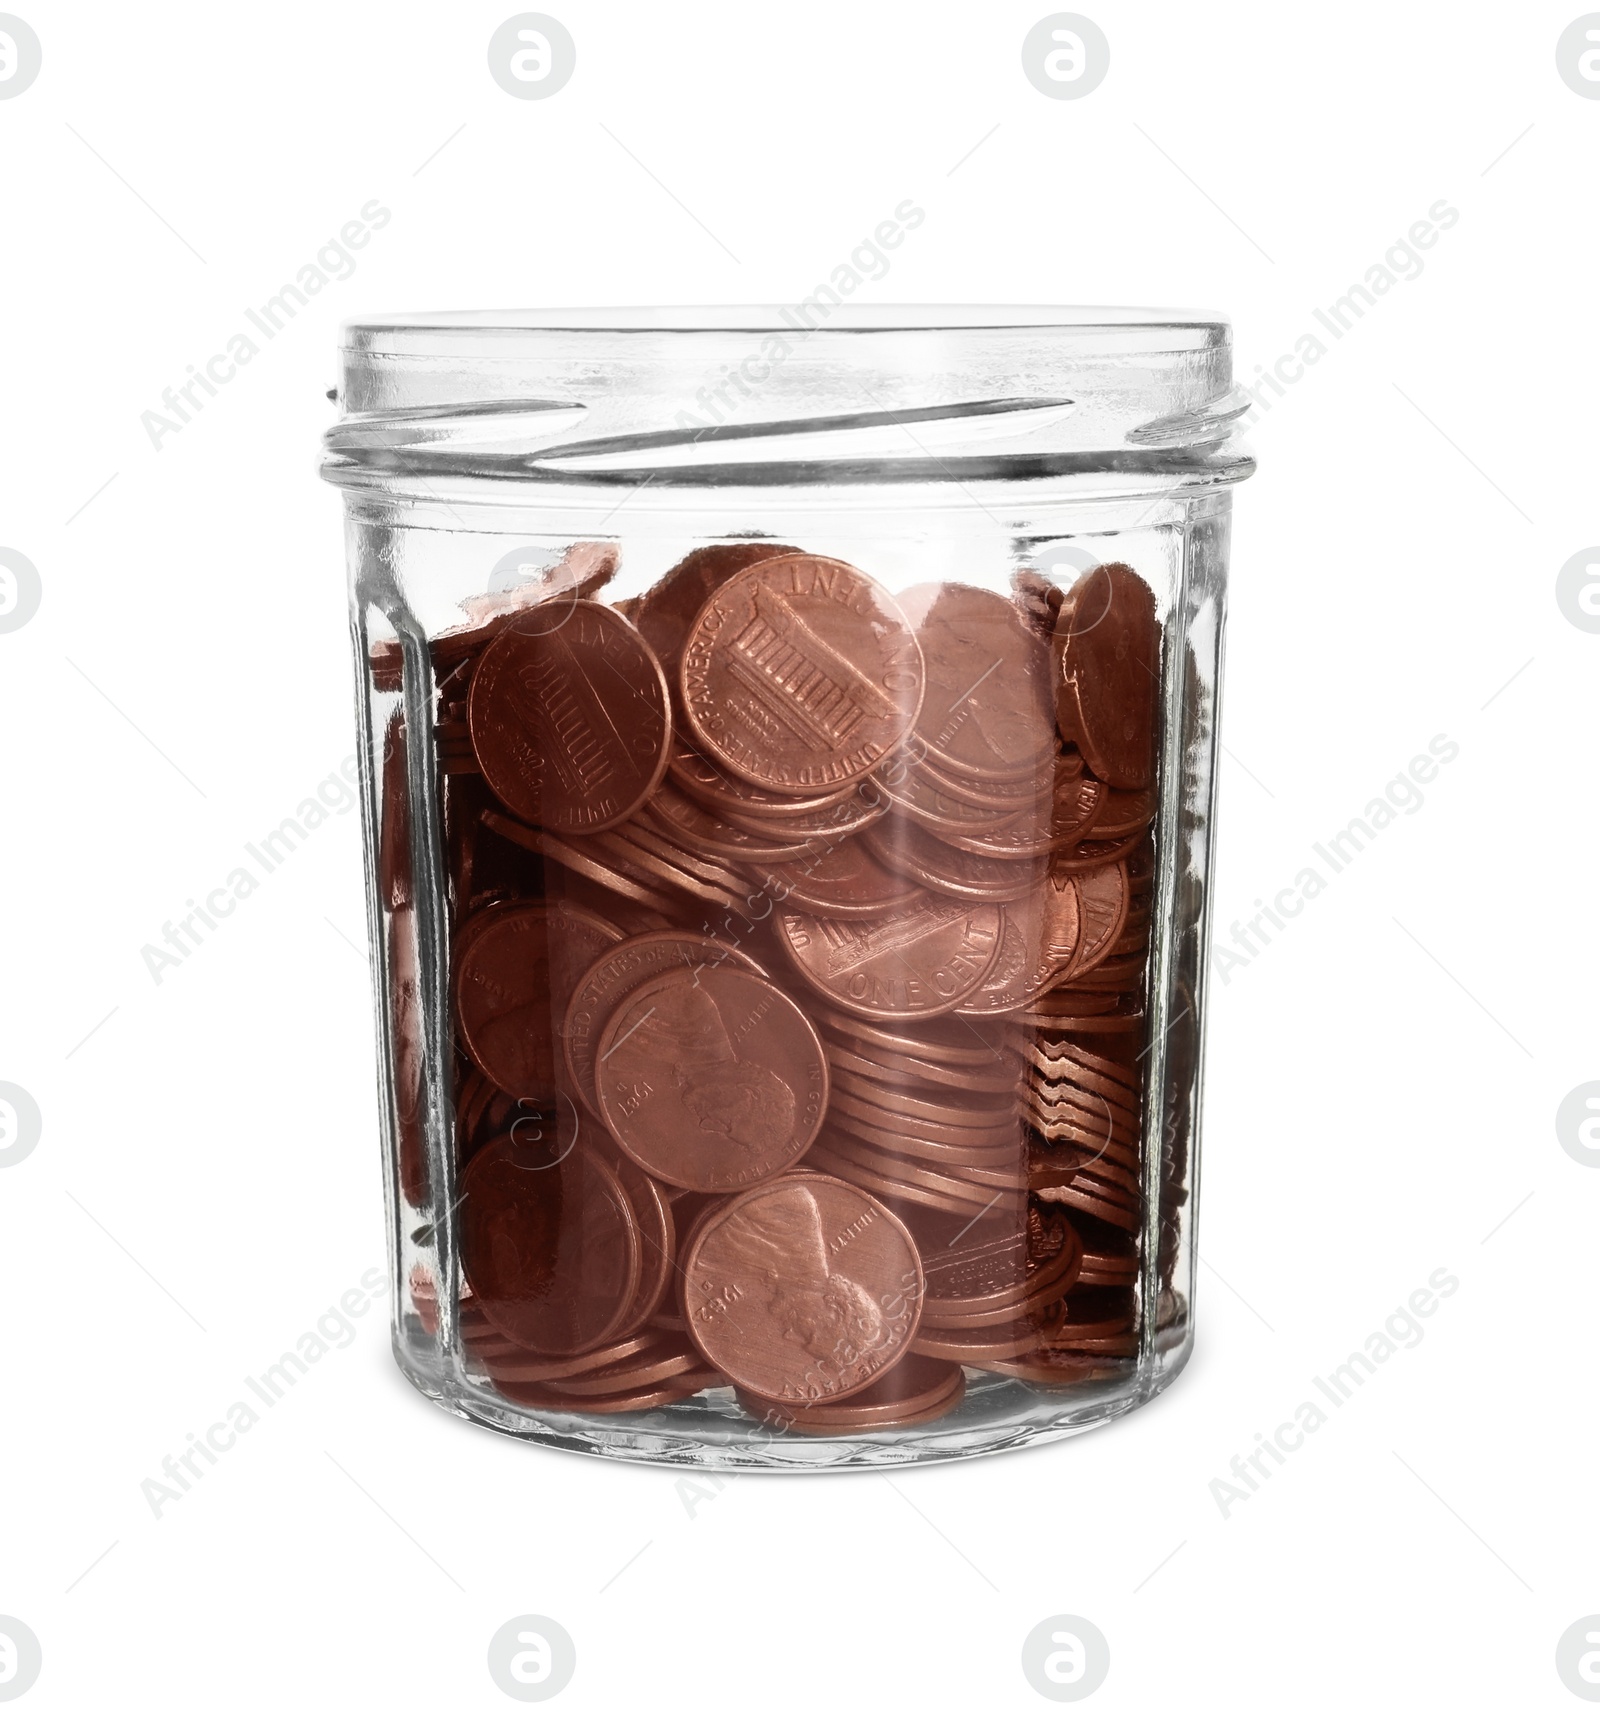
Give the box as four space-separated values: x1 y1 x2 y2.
391 1328 1194 1470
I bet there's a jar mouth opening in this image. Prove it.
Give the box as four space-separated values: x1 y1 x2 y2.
343 305 1230 342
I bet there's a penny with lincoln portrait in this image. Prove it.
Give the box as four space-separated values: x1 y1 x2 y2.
594 966 829 1192
682 1172 925 1402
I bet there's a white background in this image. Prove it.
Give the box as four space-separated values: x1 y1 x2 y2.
2 2 1597 1711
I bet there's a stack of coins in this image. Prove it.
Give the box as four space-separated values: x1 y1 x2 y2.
379 547 1161 1429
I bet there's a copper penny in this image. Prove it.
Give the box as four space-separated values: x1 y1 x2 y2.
563 931 760 1118
805 1139 1011 1219
459 1132 642 1355
809 1000 1018 1068
880 760 1035 837
468 1330 658 1382
667 737 858 820
379 710 412 908
817 1132 1025 1208
389 904 426 1207
489 1371 720 1413
1033 1037 1139 1091
1057 860 1131 980
434 542 621 670
599 821 749 896
682 1172 925 1403
468 600 671 832
941 774 1105 860
910 1315 1064 1363
777 897 1003 1019
643 780 818 863
822 1039 1020 1096
825 1079 1019 1139
757 836 923 919
452 905 561 1102
981 1351 1121 1387
1049 828 1148 875
721 784 887 843
584 828 751 917
896 583 1057 783
482 814 683 920
1090 784 1157 840
681 554 924 792
603 1149 677 1335
635 541 801 680
595 966 829 1192
918 749 1057 809
864 818 1041 903
920 1219 1082 1319
826 1110 1024 1171
955 867 1083 1017
1028 1052 1140 1117
1035 1180 1142 1231
737 1354 964 1431
531 1339 704 1397
1053 562 1161 789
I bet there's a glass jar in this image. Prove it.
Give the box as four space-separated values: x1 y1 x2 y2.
320 308 1254 1468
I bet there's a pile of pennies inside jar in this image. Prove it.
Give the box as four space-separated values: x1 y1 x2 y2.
377 541 1161 1433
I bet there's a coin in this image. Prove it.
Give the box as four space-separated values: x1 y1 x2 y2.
826 1083 1021 1147
389 904 427 1206
1035 1180 1142 1231
920 1220 1082 1320
452 905 563 1103
806 1138 1013 1219
489 1370 720 1413
643 780 819 863
681 553 924 791
939 773 1105 860
667 737 857 820
822 1036 1021 1096
1048 828 1148 875
595 965 829 1192
910 1315 1064 1363
826 1108 1024 1170
757 836 923 919
600 820 750 897
469 600 672 831
777 897 1003 1019
826 1066 1020 1129
957 868 1083 1016
1033 1037 1140 1090
896 583 1056 782
722 785 887 843
681 1172 925 1402
1089 785 1157 841
467 1331 659 1382
919 749 1057 808
563 931 761 1118
603 1149 677 1336
864 817 1041 902
483 813 683 919
818 1131 1025 1206
459 1133 643 1355
585 828 751 916
529 1339 704 1397
635 541 801 681
1054 562 1161 789
737 1354 964 1432
809 1000 1019 1068
880 761 1034 838
379 711 412 908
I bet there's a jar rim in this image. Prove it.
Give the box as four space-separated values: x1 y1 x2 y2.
342 304 1230 344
